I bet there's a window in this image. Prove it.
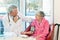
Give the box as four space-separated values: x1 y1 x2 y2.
25 0 43 16
0 0 20 15
25 0 43 28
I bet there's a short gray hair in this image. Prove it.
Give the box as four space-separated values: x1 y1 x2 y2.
37 11 45 17
8 5 17 13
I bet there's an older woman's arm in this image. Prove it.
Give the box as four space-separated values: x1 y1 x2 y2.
21 31 33 35
21 21 35 35
21 26 35 35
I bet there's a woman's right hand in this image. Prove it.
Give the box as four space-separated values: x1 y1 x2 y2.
21 32 27 35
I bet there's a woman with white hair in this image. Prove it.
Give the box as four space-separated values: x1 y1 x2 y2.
3 5 33 37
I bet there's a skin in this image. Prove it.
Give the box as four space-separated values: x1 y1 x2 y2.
21 31 33 35
35 12 43 22
10 8 18 17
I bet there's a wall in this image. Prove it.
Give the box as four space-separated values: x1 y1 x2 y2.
43 0 54 24
54 0 60 23
54 0 60 40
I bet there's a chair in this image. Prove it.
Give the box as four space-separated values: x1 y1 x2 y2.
46 24 56 40
25 24 56 40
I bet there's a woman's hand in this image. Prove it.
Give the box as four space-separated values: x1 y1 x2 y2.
21 32 27 35
13 16 18 22
36 36 40 40
21 31 33 35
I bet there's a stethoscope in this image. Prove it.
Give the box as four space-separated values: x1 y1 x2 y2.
8 14 20 26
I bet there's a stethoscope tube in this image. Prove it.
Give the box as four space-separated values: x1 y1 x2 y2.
8 14 20 23
8 13 10 22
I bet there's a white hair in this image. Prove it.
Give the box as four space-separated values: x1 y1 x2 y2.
7 5 17 13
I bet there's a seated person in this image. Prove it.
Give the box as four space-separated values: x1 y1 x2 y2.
21 11 50 40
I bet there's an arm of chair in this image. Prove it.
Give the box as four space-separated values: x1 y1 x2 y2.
47 24 55 40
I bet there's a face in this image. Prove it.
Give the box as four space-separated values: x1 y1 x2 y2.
35 13 43 21
10 8 18 17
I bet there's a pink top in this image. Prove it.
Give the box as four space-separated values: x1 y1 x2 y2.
31 18 49 40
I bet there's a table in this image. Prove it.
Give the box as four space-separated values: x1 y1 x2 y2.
0 32 36 40
0 36 36 40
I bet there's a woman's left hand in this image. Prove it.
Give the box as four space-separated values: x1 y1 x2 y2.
36 36 40 40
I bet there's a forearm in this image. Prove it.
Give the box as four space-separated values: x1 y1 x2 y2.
22 16 33 22
25 31 33 35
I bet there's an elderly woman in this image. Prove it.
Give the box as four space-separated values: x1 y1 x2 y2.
22 11 50 40
3 5 33 36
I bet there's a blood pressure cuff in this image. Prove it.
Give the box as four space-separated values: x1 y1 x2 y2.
30 26 35 32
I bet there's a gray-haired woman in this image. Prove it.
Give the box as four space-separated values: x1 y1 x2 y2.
3 5 33 37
